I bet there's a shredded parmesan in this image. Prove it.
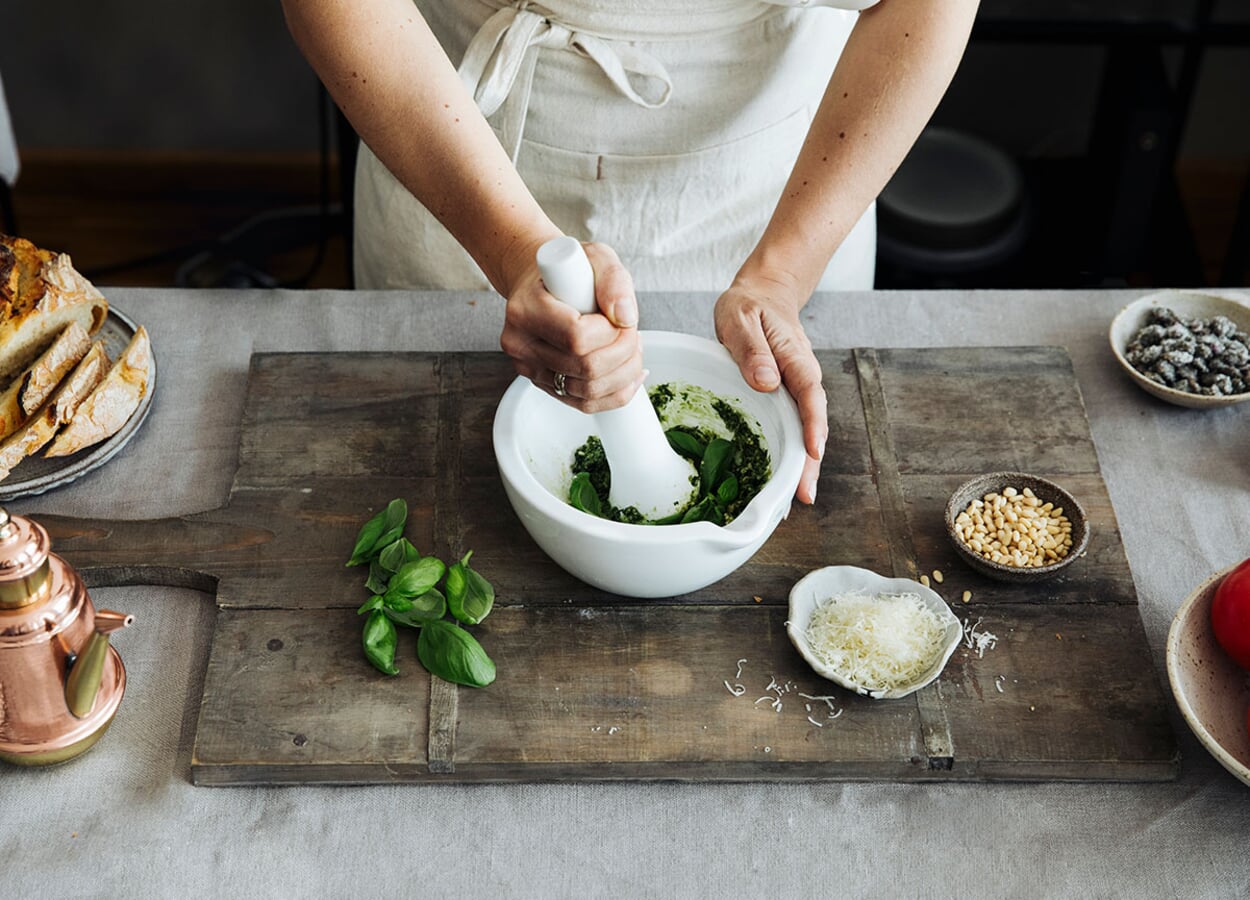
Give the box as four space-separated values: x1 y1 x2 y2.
803 590 949 692
962 617 999 658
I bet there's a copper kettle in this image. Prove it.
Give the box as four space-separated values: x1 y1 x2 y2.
0 507 132 766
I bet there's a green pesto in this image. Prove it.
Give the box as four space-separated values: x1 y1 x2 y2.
568 382 771 526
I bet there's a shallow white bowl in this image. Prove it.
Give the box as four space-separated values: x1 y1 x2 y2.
492 331 805 599
1166 566 1250 787
1109 289 1250 409
786 565 963 700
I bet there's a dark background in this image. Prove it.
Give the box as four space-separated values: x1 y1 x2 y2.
2 0 1248 289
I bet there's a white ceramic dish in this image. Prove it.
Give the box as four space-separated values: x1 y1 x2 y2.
1108 289 1250 409
786 565 963 700
1166 565 1250 787
492 331 805 599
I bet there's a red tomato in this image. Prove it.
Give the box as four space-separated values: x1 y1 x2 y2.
1211 558 1250 670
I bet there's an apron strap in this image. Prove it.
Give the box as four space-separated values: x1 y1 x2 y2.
459 4 673 161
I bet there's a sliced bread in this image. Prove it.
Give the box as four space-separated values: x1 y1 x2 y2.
0 341 109 481
0 321 91 440
45 326 150 458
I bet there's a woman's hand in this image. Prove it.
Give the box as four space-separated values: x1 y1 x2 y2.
714 271 827 506
500 241 646 413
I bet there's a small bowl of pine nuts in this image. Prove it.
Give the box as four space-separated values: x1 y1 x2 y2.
944 473 1090 583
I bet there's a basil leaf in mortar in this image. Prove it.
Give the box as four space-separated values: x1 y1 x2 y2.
418 619 496 687
569 471 602 517
665 428 706 461
446 550 495 626
362 609 399 675
680 495 724 525
716 474 739 506
699 438 735 498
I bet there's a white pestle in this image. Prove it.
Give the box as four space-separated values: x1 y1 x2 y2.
536 236 698 520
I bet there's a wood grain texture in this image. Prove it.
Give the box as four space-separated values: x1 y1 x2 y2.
34 347 1179 785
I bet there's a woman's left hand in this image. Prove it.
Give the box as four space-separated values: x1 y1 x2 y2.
714 273 827 505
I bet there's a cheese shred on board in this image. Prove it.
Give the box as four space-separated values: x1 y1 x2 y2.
804 590 948 692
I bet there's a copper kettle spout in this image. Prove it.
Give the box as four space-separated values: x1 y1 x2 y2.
65 610 134 719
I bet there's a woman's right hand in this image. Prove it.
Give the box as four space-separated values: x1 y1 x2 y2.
500 241 646 413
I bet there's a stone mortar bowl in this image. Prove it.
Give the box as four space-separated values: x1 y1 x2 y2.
492 331 805 599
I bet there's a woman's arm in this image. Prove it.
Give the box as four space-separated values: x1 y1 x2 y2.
282 0 644 410
716 0 980 504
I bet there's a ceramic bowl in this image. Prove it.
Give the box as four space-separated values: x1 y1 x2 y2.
1109 289 1250 409
945 472 1090 583
785 565 962 700
1166 566 1250 787
492 331 805 599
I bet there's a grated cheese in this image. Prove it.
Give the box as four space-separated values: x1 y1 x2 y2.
962 617 999 658
803 590 949 692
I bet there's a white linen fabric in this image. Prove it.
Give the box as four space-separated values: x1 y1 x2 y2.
355 0 878 292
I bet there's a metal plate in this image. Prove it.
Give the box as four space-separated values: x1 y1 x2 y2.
0 306 156 500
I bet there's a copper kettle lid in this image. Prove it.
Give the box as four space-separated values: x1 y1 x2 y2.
0 507 51 610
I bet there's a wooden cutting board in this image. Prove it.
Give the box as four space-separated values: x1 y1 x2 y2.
36 347 1179 785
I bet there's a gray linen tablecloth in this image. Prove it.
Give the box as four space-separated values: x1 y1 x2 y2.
3 287 1248 899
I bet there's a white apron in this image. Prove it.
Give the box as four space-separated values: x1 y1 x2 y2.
354 0 880 292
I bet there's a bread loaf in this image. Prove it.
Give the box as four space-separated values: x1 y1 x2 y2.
45 326 150 458
0 235 108 382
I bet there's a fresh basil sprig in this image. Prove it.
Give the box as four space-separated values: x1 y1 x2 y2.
347 498 408 566
347 499 496 685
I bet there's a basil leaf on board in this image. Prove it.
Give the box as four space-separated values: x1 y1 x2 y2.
378 538 408 574
357 594 384 615
384 588 446 627
699 438 735 498
444 556 466 616
346 509 387 567
347 498 409 566
400 539 422 566
382 588 415 612
388 557 445 599
447 551 495 626
665 428 706 461
417 619 496 688
365 561 389 595
716 474 739 505
569 471 602 517
362 609 399 675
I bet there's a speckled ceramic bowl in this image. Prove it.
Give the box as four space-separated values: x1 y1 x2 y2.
944 472 1089 583
786 565 962 700
1109 290 1250 409
1167 566 1250 787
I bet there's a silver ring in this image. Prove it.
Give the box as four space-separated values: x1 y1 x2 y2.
553 372 568 397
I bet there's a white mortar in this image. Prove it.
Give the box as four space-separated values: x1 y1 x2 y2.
492 331 805 598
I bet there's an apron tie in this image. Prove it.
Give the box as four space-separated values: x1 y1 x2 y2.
459 4 673 161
